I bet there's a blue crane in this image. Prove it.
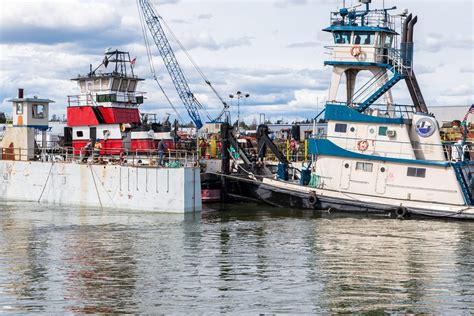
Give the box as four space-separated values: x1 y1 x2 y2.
137 0 229 129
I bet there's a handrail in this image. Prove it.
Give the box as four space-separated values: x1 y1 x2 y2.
67 92 145 107
0 146 199 168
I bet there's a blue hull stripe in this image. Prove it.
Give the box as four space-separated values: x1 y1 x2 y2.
308 138 450 167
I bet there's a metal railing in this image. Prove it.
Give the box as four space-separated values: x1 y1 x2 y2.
326 102 416 120
329 9 396 30
0 146 199 168
67 92 146 107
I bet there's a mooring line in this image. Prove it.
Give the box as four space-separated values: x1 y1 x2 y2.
38 162 54 203
89 165 103 211
90 164 118 210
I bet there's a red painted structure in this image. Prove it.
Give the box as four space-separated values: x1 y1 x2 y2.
67 106 140 126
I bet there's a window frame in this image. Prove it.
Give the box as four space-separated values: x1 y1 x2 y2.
333 31 352 44
353 31 375 45
32 104 45 119
355 162 373 172
16 102 23 114
111 78 120 91
407 167 426 178
334 123 347 133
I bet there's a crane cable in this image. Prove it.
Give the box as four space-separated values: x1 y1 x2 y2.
159 14 228 119
137 0 184 123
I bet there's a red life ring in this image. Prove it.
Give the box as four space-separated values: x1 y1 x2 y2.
357 139 369 151
350 45 362 57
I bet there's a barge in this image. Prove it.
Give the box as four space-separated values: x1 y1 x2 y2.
0 51 201 213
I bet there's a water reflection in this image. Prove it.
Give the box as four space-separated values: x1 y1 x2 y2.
0 201 473 313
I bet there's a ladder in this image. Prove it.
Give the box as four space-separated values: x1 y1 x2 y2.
453 164 472 205
404 72 429 113
356 67 404 112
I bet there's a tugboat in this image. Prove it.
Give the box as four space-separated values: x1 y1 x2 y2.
0 50 201 213
223 0 474 219
66 49 176 155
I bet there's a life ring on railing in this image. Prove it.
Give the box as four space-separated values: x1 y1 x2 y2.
357 139 369 151
350 45 362 57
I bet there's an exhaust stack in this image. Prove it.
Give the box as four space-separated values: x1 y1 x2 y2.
407 15 418 43
401 13 412 43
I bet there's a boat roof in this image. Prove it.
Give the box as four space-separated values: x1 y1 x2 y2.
71 73 144 81
323 25 398 35
8 97 55 103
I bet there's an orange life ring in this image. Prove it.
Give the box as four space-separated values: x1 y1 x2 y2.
350 45 362 57
357 139 369 151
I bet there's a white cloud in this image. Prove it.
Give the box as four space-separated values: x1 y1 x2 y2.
275 0 308 8
0 0 473 123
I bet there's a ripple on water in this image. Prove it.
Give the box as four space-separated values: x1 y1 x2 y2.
0 202 473 313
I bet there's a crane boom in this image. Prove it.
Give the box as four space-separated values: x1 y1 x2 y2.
138 0 203 129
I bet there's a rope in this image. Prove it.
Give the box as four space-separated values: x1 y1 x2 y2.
90 164 118 209
89 165 103 211
137 0 184 123
37 161 54 203
159 15 226 120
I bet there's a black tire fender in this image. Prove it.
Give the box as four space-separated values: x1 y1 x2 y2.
395 206 407 219
308 194 318 207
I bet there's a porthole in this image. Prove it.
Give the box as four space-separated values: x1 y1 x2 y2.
369 128 375 134
350 127 355 132
380 167 386 173
344 163 349 168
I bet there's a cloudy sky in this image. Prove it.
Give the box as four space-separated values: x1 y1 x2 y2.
0 0 473 124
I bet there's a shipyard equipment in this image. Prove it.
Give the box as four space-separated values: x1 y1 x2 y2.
137 0 229 129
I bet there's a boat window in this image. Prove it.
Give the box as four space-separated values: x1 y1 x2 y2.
32 104 45 119
355 162 373 172
76 131 84 137
379 126 388 136
93 79 100 91
119 79 128 92
111 78 120 91
407 167 426 178
354 32 375 45
334 31 352 44
16 103 23 114
384 34 393 47
79 81 86 93
128 80 137 92
335 123 347 133
101 78 110 90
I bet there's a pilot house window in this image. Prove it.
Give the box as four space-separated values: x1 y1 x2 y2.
353 32 375 45
407 167 426 178
333 31 352 44
32 104 45 118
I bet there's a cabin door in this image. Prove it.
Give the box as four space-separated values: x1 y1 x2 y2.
340 160 351 190
90 127 97 143
375 164 387 194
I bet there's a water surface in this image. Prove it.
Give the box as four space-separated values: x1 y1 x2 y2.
0 202 473 313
